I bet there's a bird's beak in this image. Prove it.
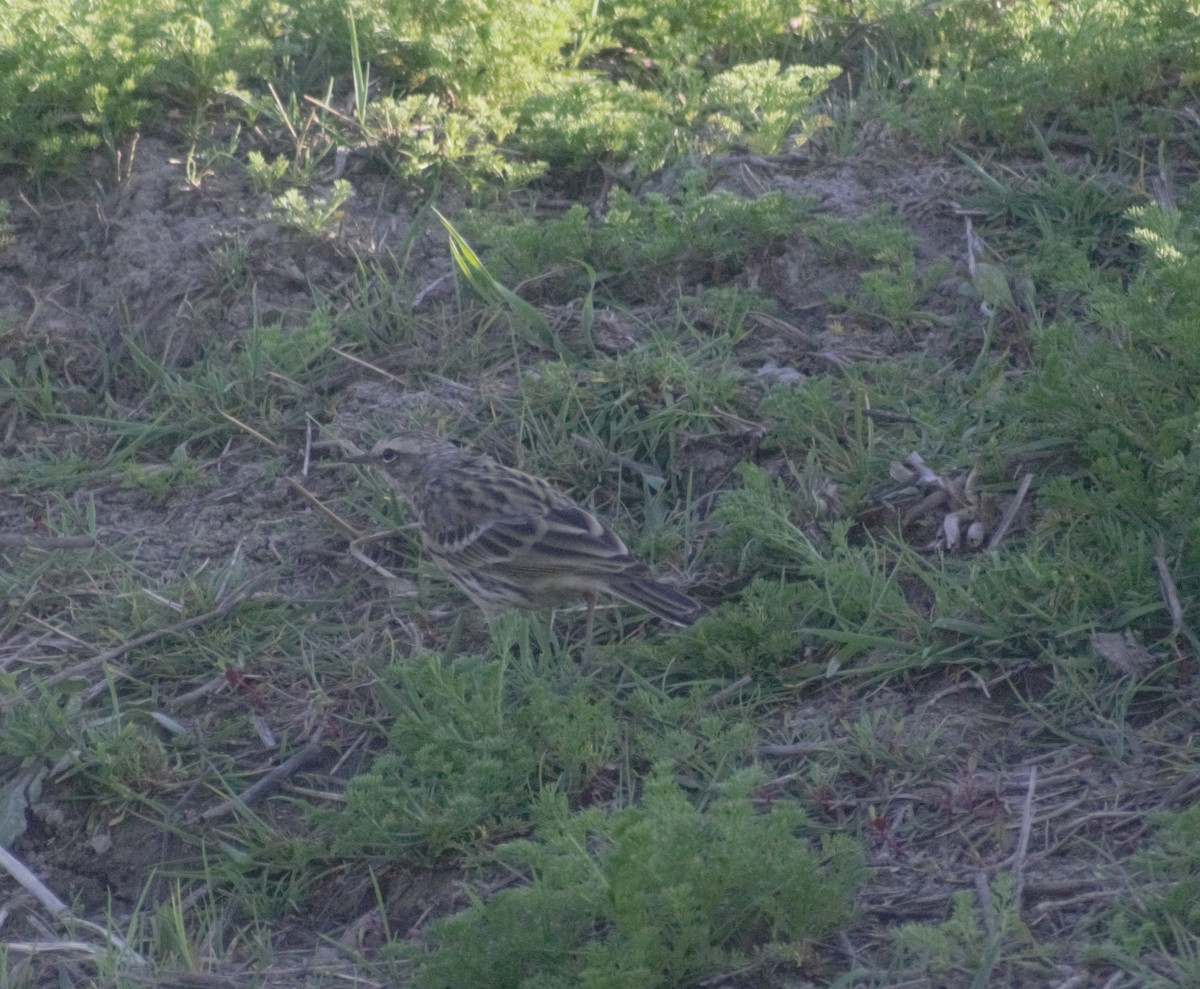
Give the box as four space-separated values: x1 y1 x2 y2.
344 453 374 464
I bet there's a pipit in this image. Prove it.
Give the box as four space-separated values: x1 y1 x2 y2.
352 433 705 646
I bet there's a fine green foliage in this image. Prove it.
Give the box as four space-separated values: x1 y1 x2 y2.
1006 201 1200 639
812 207 948 329
893 874 1041 984
709 464 827 578
332 652 622 861
608 0 823 75
268 180 355 235
473 180 816 300
516 59 838 171
700 60 837 155
1108 806 1200 958
360 95 545 190
406 772 863 989
244 151 289 194
330 650 769 864
351 0 595 107
516 77 677 174
0 0 272 180
885 0 1200 149
0 0 842 183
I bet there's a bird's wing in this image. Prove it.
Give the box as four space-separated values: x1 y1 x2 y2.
498 502 640 578
422 472 638 578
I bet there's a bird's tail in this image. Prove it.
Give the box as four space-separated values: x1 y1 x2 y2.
606 575 707 627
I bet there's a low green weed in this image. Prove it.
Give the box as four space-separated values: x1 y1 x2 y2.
707 464 827 579
608 0 828 82
812 208 948 329
406 771 862 989
244 151 289 194
885 0 1199 151
0 0 848 183
1105 806 1200 963
893 874 1044 984
362 95 543 191
0 688 80 771
1004 201 1200 640
700 60 837 155
332 652 623 862
328 640 790 866
516 78 675 175
0 0 275 180
472 181 816 302
268 180 354 236
120 453 209 500
0 347 67 419
59 700 189 807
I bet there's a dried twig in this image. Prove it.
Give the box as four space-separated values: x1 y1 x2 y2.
286 477 361 539
302 414 316 477
331 346 405 384
1154 538 1184 632
987 472 1033 550
697 674 753 710
974 871 996 936
216 409 281 451
1153 539 1200 655
413 273 450 307
0 533 98 549
758 740 842 757
1012 766 1037 907
195 731 325 823
349 529 421 586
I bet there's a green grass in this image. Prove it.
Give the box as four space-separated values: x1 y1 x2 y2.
3 0 1200 985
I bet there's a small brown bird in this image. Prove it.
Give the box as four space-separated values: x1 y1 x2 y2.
353 433 705 644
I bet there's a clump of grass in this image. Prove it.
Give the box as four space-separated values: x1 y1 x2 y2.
515 333 747 464
116 309 336 452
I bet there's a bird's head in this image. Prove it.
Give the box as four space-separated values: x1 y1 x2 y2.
347 432 457 478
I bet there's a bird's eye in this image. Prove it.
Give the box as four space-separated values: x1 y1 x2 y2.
380 449 398 463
